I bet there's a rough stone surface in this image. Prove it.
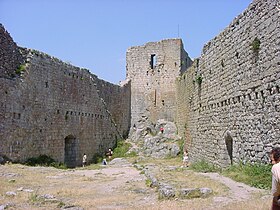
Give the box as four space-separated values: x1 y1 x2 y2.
0 33 130 166
0 23 24 78
179 187 213 199
128 120 181 158
0 0 279 168
126 39 193 127
176 0 280 166
158 183 176 199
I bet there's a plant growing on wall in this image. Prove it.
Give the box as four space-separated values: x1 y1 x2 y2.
251 37 261 52
195 74 203 85
15 63 26 75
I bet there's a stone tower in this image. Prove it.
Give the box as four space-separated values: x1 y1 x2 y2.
126 39 192 127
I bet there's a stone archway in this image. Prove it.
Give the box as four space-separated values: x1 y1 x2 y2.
64 135 78 168
225 132 233 165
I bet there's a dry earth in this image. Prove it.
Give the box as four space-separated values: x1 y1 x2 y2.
0 157 272 210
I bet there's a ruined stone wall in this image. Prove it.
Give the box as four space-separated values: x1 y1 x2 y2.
0 23 24 78
126 39 192 127
176 0 280 167
0 46 129 166
95 78 131 138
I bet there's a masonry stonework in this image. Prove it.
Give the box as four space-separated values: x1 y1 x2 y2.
0 29 130 166
176 0 280 167
126 39 192 127
0 0 279 168
0 24 24 78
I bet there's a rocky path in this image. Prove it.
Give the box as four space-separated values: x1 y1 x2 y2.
199 172 269 209
0 159 271 210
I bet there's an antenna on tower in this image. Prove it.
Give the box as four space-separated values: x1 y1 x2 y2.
177 24 180 38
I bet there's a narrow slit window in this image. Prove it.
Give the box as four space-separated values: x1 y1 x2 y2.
151 54 157 69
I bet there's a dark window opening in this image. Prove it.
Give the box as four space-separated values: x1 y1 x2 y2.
151 54 157 69
45 82 48 88
162 100 165 106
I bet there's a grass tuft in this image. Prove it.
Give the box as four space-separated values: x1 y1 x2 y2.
113 140 136 158
222 162 272 190
189 160 221 173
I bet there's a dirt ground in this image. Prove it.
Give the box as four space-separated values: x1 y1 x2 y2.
0 157 272 210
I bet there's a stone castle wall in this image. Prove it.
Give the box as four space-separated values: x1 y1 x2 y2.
94 78 131 138
0 24 24 78
0 30 130 166
1 0 279 168
176 0 280 166
126 39 192 127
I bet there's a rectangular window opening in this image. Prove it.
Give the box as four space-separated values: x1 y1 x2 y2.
151 54 157 69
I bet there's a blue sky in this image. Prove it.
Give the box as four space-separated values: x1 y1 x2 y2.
0 0 252 84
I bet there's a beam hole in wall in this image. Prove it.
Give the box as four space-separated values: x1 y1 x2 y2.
276 86 279 93
255 92 258 99
235 52 239 59
237 96 240 103
248 94 251 100
260 90 264 98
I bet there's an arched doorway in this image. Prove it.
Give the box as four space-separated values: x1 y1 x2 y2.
64 135 78 168
225 132 233 165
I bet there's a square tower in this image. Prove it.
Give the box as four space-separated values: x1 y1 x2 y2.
126 38 192 127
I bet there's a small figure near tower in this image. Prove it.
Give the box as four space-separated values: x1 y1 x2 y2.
160 127 164 134
82 153 87 167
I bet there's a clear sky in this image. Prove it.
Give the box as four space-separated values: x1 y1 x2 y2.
0 0 252 84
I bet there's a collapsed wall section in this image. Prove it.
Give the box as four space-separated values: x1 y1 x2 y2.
176 0 280 167
126 39 192 127
94 78 131 138
0 46 127 166
0 23 24 78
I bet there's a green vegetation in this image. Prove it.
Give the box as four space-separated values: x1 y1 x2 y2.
91 153 104 164
113 140 137 158
190 160 272 190
177 139 184 154
25 154 67 169
189 160 221 173
195 74 203 85
15 64 26 75
145 179 152 187
29 190 41 203
251 37 261 52
222 162 272 190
